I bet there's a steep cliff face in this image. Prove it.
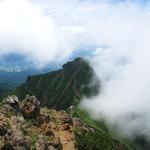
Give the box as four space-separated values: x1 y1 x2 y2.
12 58 100 110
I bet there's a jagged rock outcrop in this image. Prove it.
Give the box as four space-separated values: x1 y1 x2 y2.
3 95 19 104
3 95 20 110
21 95 40 119
0 95 129 150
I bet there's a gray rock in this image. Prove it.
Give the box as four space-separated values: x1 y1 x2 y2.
3 95 20 111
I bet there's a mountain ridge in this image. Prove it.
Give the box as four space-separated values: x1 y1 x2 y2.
0 95 129 150
11 57 100 110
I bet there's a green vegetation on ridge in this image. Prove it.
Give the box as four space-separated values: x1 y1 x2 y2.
10 58 100 110
73 106 130 150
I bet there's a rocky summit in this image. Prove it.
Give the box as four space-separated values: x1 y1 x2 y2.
0 95 77 150
0 95 128 150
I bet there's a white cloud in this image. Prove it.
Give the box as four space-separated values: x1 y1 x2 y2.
0 0 77 67
78 1 150 137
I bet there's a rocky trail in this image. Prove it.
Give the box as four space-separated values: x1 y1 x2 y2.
0 95 89 150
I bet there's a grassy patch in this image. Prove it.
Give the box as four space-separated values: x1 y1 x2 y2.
73 106 130 150
73 106 108 133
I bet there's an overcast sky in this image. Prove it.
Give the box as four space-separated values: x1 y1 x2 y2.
0 0 149 67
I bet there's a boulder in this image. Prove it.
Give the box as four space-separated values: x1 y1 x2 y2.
3 95 19 104
21 95 40 119
3 95 20 111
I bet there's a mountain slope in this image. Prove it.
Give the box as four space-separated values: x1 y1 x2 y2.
3 57 147 149
73 106 131 150
11 58 100 110
0 58 133 149
0 95 129 150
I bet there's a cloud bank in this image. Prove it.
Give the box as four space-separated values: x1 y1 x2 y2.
1 0 150 137
0 0 77 67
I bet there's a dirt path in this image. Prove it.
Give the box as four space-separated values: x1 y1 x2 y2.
55 129 75 150
51 110 76 150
